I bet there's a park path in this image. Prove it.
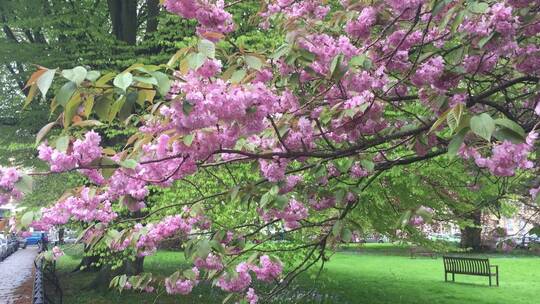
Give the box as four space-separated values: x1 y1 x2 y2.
0 246 38 304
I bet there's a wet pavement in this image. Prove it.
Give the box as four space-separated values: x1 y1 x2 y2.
0 246 38 304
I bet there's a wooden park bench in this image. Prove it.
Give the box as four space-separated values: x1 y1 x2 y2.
443 256 499 286
410 246 436 259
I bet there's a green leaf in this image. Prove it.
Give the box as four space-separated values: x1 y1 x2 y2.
35 122 56 145
62 66 88 85
447 127 468 159
36 69 56 97
86 70 101 82
108 96 126 122
64 94 82 127
360 159 375 172
398 210 412 228
329 54 344 78
349 54 371 70
477 32 495 48
72 120 103 128
332 220 343 237
183 100 194 115
432 0 450 15
120 159 138 169
94 95 113 121
470 113 495 141
56 135 70 152
469 2 489 14
196 240 211 258
341 228 352 243
492 128 524 144
231 69 246 83
56 81 77 107
21 211 34 227
494 118 525 138
183 134 194 146
451 10 465 33
151 71 171 97
113 72 133 92
15 175 33 194
133 76 158 85
271 44 290 59
119 91 138 121
198 39 216 59
188 52 206 70
245 55 263 71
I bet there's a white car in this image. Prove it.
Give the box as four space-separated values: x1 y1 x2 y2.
0 235 8 261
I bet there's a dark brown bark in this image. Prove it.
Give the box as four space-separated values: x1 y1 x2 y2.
58 228 65 245
107 0 138 45
145 0 159 36
89 257 145 289
460 209 482 251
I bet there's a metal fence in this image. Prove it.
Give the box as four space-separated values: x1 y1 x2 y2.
33 244 62 304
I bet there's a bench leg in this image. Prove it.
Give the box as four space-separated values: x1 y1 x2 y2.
452 273 455 282
489 276 492 286
496 274 499 287
445 272 447 282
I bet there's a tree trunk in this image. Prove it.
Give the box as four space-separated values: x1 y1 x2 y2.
72 247 102 273
107 0 138 45
145 0 159 36
58 228 65 245
460 209 482 251
89 256 145 289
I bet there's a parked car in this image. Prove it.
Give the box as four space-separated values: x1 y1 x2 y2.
8 235 19 253
359 234 389 243
17 235 27 249
64 235 78 244
26 231 48 246
0 235 8 261
517 234 540 249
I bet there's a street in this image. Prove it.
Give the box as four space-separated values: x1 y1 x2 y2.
0 247 37 304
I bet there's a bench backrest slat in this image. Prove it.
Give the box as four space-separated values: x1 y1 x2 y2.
443 256 491 275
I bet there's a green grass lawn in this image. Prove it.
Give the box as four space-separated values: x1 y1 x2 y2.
52 246 540 304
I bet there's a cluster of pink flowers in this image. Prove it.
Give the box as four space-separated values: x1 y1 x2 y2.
345 6 377 40
259 158 289 182
284 117 315 151
251 255 283 282
217 262 252 292
350 162 369 178
298 34 359 76
459 132 537 177
385 0 425 18
0 167 22 205
165 267 200 295
123 281 155 293
194 253 223 271
461 3 518 38
51 246 64 260
217 255 282 295
246 288 258 304
38 131 102 172
163 0 233 39
136 215 199 255
412 56 445 87
309 197 336 211
260 199 308 229
34 187 117 230
259 0 330 29
279 175 302 194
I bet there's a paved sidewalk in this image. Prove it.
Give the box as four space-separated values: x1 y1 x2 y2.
0 246 38 304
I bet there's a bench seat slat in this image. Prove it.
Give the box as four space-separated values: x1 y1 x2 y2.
443 256 498 286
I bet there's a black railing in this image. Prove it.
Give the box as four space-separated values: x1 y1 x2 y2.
33 258 45 304
33 244 63 304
